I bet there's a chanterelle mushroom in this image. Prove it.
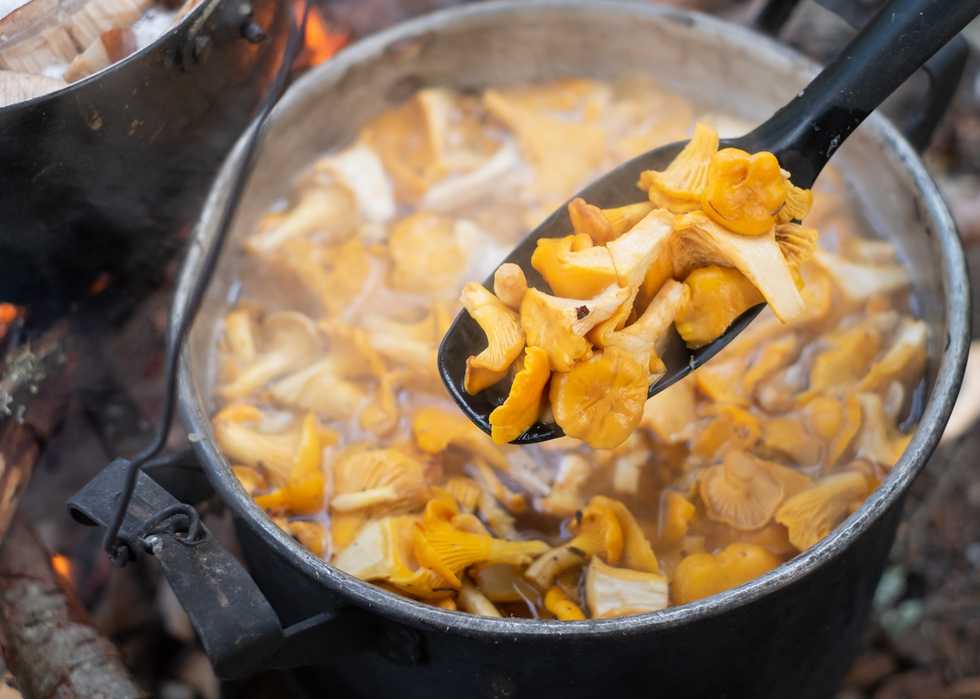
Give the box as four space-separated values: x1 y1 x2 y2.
254 413 328 516
460 282 525 394
699 451 784 531
672 542 781 604
775 471 869 551
549 347 648 449
489 346 551 444
603 279 689 377
213 405 310 483
859 319 928 392
638 122 719 213
520 285 630 372
218 311 320 400
604 208 676 289
812 249 910 303
412 495 548 588
701 147 787 236
854 393 913 467
267 358 366 422
585 557 668 618
568 197 654 245
531 234 619 300
330 447 432 514
389 212 467 294
671 212 805 322
246 185 356 254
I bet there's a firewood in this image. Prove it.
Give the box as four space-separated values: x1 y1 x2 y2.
64 26 136 82
0 516 148 699
0 69 64 106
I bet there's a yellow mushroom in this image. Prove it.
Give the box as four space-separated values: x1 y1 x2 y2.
675 266 764 349
691 405 761 459
657 491 696 547
267 358 367 422
638 122 719 213
775 471 870 551
694 353 749 406
827 395 864 466
213 405 317 484
332 515 452 599
275 237 378 318
489 346 551 444
812 249 910 304
807 322 884 395
859 319 928 392
854 393 913 468
592 496 660 573
360 312 439 379
701 148 787 236
531 234 619 299
671 211 804 322
493 263 528 310
699 451 784 531
672 542 781 604
457 578 503 617
287 520 327 558
231 465 267 497
776 180 814 224
472 563 538 603
549 347 648 449
443 477 482 514
460 282 525 394
535 453 591 518
220 309 257 376
525 497 625 588
330 447 431 514
312 142 396 224
520 285 629 372
545 586 587 620
411 407 516 482
585 557 668 618
774 223 819 268
763 414 822 466
568 197 654 244
603 279 689 378
412 496 548 589
604 208 676 290
641 377 696 444
245 185 356 254
254 413 328 516
742 334 799 396
218 311 321 400
388 212 467 294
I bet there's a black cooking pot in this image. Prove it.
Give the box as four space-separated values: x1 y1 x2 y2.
0 0 289 323
70 2 970 697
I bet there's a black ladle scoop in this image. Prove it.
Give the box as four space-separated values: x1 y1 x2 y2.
438 0 980 444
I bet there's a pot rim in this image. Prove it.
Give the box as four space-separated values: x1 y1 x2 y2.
178 0 970 639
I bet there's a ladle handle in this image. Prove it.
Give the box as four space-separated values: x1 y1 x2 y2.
746 0 980 187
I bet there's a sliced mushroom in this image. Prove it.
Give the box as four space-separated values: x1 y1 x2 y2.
585 557 668 618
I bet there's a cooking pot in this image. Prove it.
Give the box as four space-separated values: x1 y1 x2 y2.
69 2 970 697
0 0 290 325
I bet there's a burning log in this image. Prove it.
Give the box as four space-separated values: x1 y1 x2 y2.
0 516 147 699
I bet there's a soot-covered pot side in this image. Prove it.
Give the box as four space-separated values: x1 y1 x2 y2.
0 0 290 325
175 3 968 697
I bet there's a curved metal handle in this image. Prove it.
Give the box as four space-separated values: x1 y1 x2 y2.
754 0 970 153
68 455 379 678
747 0 980 185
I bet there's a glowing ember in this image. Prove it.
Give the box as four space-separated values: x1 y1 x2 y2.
294 1 348 69
51 553 73 583
0 302 20 341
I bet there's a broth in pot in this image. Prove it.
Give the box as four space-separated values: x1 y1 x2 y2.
210 78 925 620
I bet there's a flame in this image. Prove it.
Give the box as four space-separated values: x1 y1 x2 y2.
51 554 73 583
294 1 348 69
0 302 20 341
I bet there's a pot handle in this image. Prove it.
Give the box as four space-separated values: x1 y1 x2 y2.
68 454 380 679
753 0 968 151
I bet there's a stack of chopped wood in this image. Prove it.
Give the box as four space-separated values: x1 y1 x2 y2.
0 0 199 107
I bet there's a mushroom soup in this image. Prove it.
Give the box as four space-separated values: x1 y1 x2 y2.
211 78 926 619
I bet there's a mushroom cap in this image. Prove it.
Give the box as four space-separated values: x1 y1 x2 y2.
774 223 818 267
638 122 719 213
549 347 648 449
657 491 696 547
489 346 551 444
461 282 525 394
675 265 764 349
330 447 431 514
699 450 784 531
519 288 592 372
531 234 618 300
672 542 781 605
701 148 787 236
776 180 814 224
775 471 869 551
389 212 467 294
